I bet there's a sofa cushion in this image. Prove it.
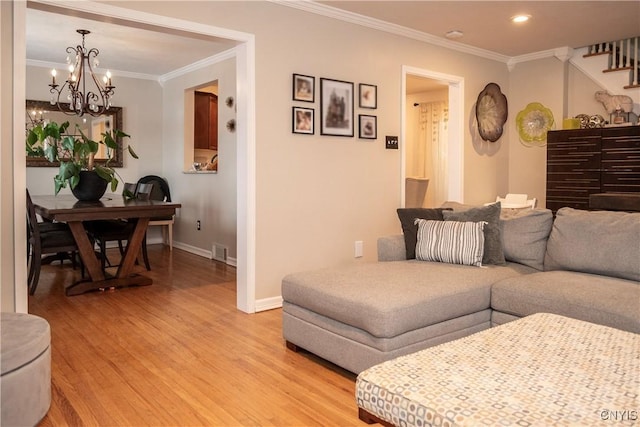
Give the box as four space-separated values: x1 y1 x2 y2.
396 208 449 259
491 271 640 333
500 208 553 270
415 219 485 266
442 202 506 265
544 208 640 281
282 261 532 338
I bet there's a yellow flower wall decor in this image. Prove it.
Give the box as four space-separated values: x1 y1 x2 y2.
516 102 554 146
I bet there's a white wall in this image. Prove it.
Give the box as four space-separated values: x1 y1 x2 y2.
1 1 19 312
25 66 163 195
162 57 238 260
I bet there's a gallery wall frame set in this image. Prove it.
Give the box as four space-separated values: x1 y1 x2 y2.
291 73 377 139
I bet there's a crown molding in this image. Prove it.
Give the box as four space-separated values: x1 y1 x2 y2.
158 48 237 84
270 0 510 63
271 0 574 69
26 59 159 81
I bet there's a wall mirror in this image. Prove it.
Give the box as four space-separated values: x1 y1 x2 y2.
26 99 124 167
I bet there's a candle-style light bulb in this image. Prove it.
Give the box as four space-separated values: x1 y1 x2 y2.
106 70 112 86
51 69 57 85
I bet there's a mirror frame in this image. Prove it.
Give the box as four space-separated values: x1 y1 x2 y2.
26 99 124 167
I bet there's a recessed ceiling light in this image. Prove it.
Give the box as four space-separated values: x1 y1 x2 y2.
511 14 531 23
445 30 464 39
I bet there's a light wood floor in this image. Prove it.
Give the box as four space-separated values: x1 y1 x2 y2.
29 246 361 426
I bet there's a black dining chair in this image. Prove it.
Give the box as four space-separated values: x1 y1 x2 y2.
85 182 153 271
26 189 82 295
137 175 175 250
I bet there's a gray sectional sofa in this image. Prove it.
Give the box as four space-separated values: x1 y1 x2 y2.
282 205 640 374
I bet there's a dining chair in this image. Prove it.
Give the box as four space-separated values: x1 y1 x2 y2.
85 183 153 271
26 189 82 295
136 175 175 250
495 193 537 209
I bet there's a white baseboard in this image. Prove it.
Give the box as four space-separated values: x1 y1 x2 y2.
255 296 283 312
172 241 212 259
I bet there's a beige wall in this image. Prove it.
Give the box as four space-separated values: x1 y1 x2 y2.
5 1 605 311
568 63 607 119
162 57 238 260
116 1 510 300
506 57 566 207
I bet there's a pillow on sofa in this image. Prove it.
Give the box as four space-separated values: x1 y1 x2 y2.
500 208 553 270
397 208 450 259
440 201 475 211
415 219 485 267
544 208 640 282
442 202 506 265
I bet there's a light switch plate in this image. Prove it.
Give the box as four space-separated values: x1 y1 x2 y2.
385 135 399 149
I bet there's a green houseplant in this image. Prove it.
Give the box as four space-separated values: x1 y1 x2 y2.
26 120 138 199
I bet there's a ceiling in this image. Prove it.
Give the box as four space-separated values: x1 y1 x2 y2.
318 1 640 58
26 1 640 81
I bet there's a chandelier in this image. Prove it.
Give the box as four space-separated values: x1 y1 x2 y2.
49 29 115 117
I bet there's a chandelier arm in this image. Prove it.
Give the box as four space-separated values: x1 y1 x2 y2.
48 30 115 117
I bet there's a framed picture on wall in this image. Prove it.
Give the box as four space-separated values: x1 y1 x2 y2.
359 83 377 109
359 115 377 139
320 78 354 137
292 74 315 102
292 107 314 134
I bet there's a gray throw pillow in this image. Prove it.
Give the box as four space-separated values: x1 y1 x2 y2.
544 208 640 281
500 208 553 270
397 208 450 259
442 202 506 265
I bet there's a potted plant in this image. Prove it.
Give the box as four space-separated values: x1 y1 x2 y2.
26 120 138 201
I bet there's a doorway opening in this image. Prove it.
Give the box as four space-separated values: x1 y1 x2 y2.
401 66 464 207
16 1 256 313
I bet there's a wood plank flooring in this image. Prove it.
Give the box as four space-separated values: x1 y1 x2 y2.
29 246 360 426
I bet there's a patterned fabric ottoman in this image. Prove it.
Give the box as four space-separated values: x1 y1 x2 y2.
356 313 639 427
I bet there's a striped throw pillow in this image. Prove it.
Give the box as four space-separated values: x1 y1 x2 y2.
415 219 486 266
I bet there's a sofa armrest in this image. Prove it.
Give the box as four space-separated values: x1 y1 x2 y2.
377 235 407 261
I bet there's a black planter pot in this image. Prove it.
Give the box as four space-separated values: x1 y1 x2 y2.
71 171 108 201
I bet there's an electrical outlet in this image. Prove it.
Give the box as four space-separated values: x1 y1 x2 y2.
355 241 363 258
196 220 201 230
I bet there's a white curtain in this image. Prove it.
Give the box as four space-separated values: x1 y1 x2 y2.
417 101 449 206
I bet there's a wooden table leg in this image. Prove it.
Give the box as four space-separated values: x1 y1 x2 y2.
65 219 152 296
67 221 105 281
117 218 149 278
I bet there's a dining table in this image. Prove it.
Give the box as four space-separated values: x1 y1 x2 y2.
31 194 181 296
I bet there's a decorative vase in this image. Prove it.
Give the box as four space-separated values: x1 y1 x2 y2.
71 170 108 201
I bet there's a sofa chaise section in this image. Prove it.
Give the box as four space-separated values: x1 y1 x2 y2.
282 260 533 373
